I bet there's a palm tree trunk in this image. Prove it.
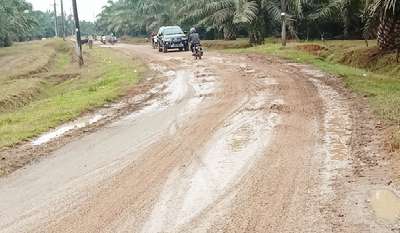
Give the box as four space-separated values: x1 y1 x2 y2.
249 12 265 45
343 7 350 39
223 25 237 40
377 14 400 51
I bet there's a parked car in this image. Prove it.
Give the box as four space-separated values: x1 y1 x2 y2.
108 35 117 45
157 26 189 53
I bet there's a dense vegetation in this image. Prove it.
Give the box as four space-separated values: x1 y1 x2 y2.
0 0 95 47
97 0 400 51
1 0 399 51
0 0 35 46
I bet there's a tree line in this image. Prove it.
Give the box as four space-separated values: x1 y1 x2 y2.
97 0 400 51
0 0 95 47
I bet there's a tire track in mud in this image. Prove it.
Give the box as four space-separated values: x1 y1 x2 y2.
180 59 329 233
176 55 390 233
141 80 281 232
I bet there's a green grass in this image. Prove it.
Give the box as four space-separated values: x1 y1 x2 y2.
0 40 144 148
228 40 400 148
54 52 70 71
202 39 251 50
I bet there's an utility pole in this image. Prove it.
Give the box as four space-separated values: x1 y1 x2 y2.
53 0 58 37
70 8 74 36
281 0 287 47
60 0 66 40
72 0 83 66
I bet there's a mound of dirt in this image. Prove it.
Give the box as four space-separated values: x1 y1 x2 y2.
297 43 399 76
339 46 399 73
340 47 379 67
296 44 328 56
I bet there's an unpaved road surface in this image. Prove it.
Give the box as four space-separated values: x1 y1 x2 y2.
0 44 398 233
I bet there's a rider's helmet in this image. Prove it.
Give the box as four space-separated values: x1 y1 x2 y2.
190 27 196 34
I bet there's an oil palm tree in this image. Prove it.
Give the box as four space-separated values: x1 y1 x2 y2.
97 0 186 36
0 0 36 47
261 0 319 39
301 0 365 39
138 0 185 31
364 0 400 51
180 0 258 40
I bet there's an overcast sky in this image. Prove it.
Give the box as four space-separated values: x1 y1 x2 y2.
26 0 110 22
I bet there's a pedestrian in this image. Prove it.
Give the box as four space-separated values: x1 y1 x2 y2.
88 35 93 49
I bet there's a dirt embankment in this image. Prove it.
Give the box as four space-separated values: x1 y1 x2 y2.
297 44 329 56
0 41 62 112
296 42 400 75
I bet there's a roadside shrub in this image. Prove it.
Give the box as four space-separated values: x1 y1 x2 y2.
0 34 12 47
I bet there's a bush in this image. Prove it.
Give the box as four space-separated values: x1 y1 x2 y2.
0 34 12 47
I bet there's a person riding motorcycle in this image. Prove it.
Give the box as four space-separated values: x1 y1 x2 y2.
188 27 201 53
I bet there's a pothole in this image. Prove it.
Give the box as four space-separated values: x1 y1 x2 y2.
369 189 400 224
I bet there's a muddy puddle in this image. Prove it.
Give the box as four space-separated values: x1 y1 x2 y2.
369 189 400 224
32 114 105 146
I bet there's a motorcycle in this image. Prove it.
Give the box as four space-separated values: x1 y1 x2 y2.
192 44 203 60
152 36 158 49
100 36 106 45
108 36 117 45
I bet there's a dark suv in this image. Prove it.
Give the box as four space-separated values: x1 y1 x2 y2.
158 26 189 53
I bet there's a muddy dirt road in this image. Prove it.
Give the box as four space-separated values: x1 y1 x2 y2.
0 44 398 233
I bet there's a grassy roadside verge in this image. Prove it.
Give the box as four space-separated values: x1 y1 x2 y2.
202 39 251 50
228 41 400 149
0 40 145 148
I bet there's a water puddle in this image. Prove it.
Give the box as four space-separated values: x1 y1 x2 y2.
165 70 190 104
287 63 327 79
32 114 105 146
301 68 326 78
370 190 400 223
